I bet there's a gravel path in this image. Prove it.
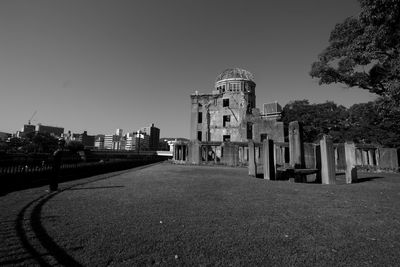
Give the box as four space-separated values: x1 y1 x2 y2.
1 162 400 266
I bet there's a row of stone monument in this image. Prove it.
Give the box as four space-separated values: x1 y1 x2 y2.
172 121 399 184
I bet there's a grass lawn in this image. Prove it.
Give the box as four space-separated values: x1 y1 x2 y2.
1 162 400 266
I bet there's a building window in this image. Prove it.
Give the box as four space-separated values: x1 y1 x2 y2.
198 112 202 123
223 135 230 142
223 99 229 107
223 115 230 127
247 122 253 139
260 134 267 141
197 131 202 141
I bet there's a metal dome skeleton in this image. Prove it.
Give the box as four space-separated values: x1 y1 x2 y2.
216 68 255 82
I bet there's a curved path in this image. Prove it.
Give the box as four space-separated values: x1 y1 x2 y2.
1 162 400 266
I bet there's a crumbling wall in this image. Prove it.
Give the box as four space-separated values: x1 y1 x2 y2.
207 92 252 142
378 148 399 171
252 118 285 143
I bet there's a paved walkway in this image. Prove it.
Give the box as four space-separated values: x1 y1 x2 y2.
1 162 400 266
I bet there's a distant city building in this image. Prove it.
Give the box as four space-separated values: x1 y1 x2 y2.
22 124 35 134
139 123 160 150
94 135 105 149
0 132 11 141
125 132 136 150
124 132 150 151
70 131 95 148
104 134 120 150
15 124 36 138
62 131 72 142
35 124 64 137
135 132 150 151
116 128 123 136
99 126 159 151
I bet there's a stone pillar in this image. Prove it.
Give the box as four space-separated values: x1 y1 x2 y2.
289 121 303 168
344 142 357 184
238 146 243 163
173 145 177 160
222 142 236 166
375 149 380 167
368 149 375 166
263 138 275 180
273 144 278 178
248 141 257 176
191 141 200 164
362 150 369 165
179 145 183 160
320 135 335 184
355 149 362 165
315 144 322 183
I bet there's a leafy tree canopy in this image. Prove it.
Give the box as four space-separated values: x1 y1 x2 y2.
347 98 400 147
282 99 400 148
282 100 348 143
66 141 84 152
310 0 400 105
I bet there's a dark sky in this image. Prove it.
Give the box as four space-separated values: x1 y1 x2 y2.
0 0 375 137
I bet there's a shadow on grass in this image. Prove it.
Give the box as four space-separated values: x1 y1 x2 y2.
14 191 84 266
10 162 162 266
67 185 124 190
255 173 265 179
354 176 384 183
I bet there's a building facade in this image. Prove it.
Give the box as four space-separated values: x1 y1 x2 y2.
171 68 286 165
94 135 105 149
35 124 64 137
71 131 95 148
139 123 160 150
104 134 121 150
190 68 284 144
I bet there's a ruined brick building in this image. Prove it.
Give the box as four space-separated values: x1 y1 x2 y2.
190 68 284 143
174 68 285 164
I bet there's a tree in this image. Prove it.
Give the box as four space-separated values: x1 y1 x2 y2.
347 99 400 147
66 141 84 152
282 100 348 143
31 133 58 153
282 98 400 148
310 0 400 105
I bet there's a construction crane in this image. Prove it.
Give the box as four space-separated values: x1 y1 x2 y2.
28 111 37 125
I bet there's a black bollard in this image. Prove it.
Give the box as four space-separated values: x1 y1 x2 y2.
50 138 65 192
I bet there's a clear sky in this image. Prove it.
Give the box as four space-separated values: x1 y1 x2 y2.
0 0 376 138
